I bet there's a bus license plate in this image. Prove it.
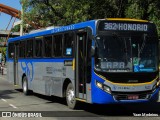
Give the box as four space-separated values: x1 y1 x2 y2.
128 95 139 100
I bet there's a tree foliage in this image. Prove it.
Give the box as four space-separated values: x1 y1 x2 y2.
125 0 160 35
21 0 90 27
19 0 160 36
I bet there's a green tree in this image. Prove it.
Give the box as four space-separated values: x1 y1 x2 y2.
21 0 90 27
89 0 128 19
125 0 160 36
18 0 160 36
11 24 20 32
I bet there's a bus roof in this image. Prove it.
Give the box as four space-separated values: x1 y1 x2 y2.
8 18 151 43
8 19 96 43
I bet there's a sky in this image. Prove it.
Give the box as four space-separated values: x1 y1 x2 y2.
0 0 21 30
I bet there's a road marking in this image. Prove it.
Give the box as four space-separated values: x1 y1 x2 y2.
1 98 18 109
9 104 17 109
1 98 7 102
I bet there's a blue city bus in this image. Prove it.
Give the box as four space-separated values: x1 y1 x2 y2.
7 18 159 109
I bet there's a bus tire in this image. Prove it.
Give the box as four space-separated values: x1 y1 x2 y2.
66 83 78 109
22 76 29 95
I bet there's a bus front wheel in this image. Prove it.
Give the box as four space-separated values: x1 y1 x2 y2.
22 76 29 95
66 83 78 109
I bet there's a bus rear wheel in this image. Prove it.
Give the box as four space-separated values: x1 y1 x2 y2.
22 76 29 95
66 83 78 109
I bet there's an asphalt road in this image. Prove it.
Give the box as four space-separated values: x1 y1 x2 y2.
0 74 160 120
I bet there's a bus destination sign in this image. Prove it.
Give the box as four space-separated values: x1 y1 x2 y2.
103 23 148 31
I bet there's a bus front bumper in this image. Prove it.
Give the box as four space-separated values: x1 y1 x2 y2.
91 87 159 104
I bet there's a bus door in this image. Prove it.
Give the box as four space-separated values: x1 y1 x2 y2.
13 43 19 85
75 28 91 100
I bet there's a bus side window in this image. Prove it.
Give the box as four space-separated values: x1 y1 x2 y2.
8 43 15 59
54 35 63 57
44 36 52 57
26 39 33 58
19 41 26 58
63 32 74 57
35 39 43 57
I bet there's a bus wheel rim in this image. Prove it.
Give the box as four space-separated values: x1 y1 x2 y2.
23 81 27 93
67 88 75 104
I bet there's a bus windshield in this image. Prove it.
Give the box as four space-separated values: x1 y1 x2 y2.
95 34 158 72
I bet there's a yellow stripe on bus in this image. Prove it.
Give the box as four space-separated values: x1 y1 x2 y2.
106 18 148 22
72 58 75 70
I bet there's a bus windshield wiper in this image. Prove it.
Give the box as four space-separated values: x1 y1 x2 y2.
138 34 147 60
124 38 128 62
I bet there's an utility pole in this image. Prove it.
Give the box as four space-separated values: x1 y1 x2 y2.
20 0 24 36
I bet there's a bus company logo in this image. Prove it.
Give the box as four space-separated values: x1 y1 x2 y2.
46 67 63 75
113 85 117 90
117 86 130 90
145 85 151 90
21 62 34 81
113 86 133 90
52 25 75 33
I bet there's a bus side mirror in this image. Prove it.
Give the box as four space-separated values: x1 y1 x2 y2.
91 46 95 57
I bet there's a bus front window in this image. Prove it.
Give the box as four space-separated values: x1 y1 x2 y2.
95 34 158 72
95 35 132 72
132 35 158 72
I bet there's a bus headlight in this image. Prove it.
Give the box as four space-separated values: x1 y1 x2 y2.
96 80 111 94
103 85 111 94
96 81 103 89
